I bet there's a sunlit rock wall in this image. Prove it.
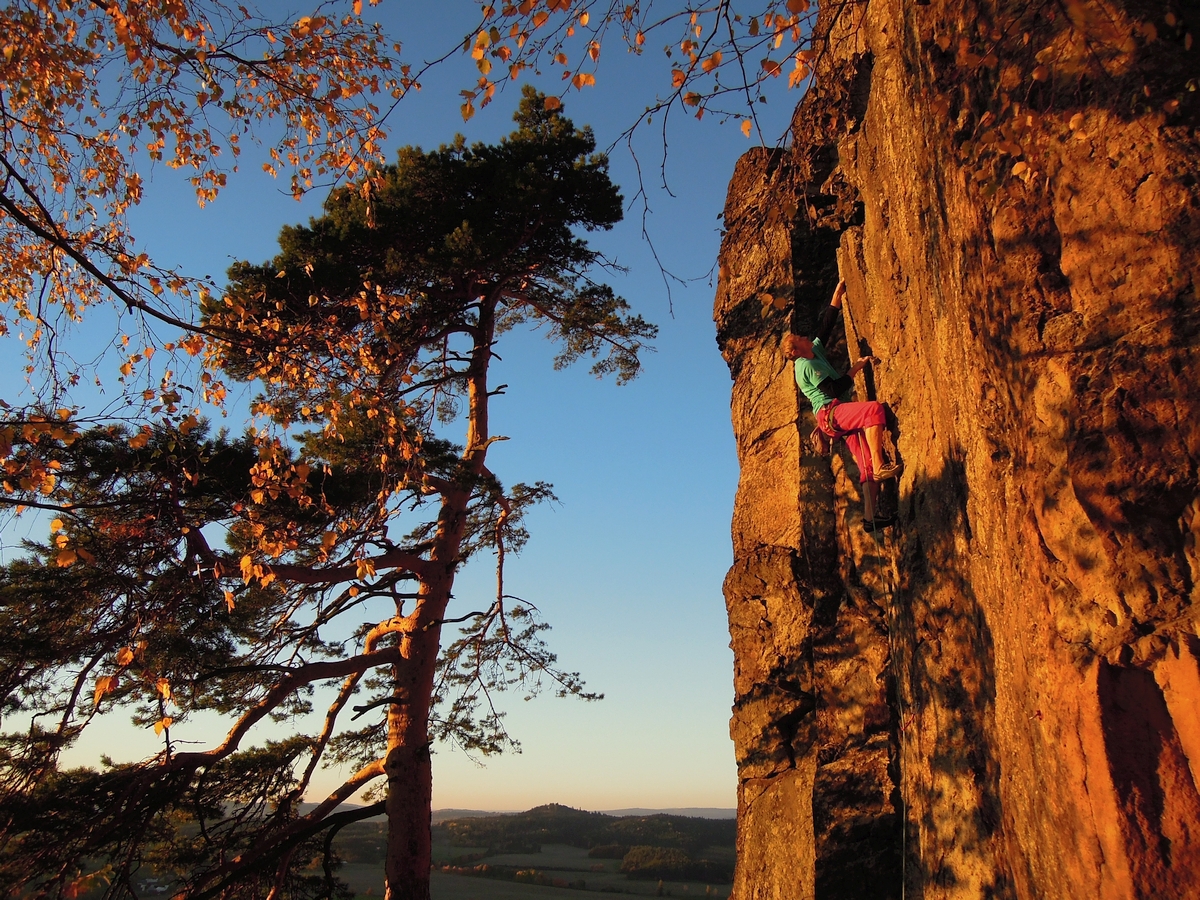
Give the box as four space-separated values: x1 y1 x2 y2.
715 1 1200 898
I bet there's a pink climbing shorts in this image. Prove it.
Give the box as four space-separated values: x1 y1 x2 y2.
828 400 887 431
818 400 887 483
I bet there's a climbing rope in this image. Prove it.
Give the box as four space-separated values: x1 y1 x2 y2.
881 537 908 900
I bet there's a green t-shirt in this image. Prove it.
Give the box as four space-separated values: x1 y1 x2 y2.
793 337 843 413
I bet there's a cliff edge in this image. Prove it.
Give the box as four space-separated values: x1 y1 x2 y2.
715 1 1200 898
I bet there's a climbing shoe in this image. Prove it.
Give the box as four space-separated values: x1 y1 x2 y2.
874 463 902 481
863 515 897 533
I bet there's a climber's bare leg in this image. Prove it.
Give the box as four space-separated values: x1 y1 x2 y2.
864 424 885 472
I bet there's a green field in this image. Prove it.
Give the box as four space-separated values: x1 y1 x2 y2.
340 845 731 898
333 806 735 898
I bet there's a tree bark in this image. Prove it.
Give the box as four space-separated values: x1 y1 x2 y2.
382 725 435 900
382 607 447 900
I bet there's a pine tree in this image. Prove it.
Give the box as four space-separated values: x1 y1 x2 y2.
0 87 654 900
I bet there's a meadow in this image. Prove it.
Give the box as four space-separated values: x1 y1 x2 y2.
333 806 735 898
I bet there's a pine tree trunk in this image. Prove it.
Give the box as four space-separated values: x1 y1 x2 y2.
382 740 433 900
382 628 441 900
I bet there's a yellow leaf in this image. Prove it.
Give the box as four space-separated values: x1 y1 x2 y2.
356 558 376 580
701 51 722 73
572 72 595 89
119 361 133 377
741 119 753 138
787 0 809 11
749 17 760 36
543 96 562 110
156 678 172 701
789 60 810 88
589 41 601 61
671 69 686 88
116 647 135 666
476 57 491 75
353 0 362 13
57 549 77 567
240 554 256 584
128 430 150 450
224 590 236 612
50 518 64 532
532 10 549 28
322 531 338 549
153 716 173 735
683 91 701 106
93 675 116 706
579 11 588 26
761 58 782 77
461 100 475 121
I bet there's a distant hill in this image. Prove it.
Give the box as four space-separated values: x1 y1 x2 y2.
432 803 736 855
431 808 516 823
306 802 736 824
597 807 736 819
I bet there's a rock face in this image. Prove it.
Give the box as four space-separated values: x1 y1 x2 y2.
714 2 1200 898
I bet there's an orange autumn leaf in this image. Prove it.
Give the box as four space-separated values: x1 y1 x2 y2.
93 675 117 706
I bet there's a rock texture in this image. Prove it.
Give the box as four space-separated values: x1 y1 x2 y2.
715 2 1200 898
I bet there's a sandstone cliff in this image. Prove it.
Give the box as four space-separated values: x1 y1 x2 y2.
715 2 1200 898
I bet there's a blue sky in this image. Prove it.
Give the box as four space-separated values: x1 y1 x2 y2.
8 1 802 812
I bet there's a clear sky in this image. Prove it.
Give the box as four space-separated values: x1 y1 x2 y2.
6 2 801 812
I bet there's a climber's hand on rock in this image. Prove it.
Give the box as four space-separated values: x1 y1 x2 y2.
832 280 847 307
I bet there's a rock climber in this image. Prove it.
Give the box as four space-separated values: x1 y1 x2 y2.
782 279 900 531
